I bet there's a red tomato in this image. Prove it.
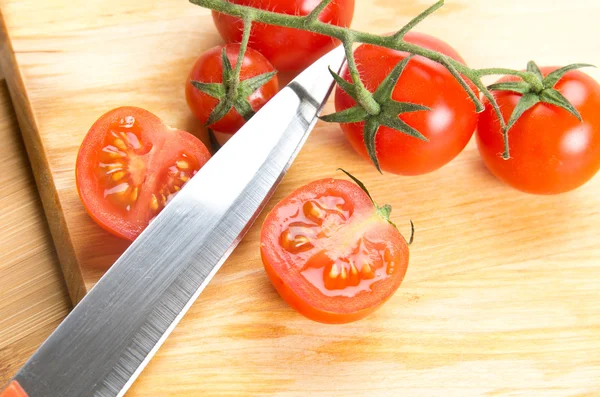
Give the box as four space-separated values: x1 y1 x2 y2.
260 178 409 324
186 44 278 145
76 107 211 240
335 32 478 175
212 0 355 72
1 382 26 397
477 68 600 194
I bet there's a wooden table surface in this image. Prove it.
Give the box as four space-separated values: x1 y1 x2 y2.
1 1 600 396
0 76 70 385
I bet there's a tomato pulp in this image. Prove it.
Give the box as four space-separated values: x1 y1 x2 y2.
76 107 211 240
261 179 409 324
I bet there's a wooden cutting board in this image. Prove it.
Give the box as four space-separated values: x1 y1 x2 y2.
2 0 600 395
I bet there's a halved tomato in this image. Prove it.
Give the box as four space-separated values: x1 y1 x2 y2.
76 107 211 240
260 177 409 324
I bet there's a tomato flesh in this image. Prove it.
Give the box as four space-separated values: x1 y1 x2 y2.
261 179 409 324
77 107 211 240
96 118 201 216
477 68 600 194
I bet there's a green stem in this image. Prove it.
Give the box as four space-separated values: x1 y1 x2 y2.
440 58 484 112
191 0 474 78
342 40 381 116
193 0 491 91
190 0 537 159
521 72 544 93
306 0 332 24
472 78 511 158
477 68 529 77
231 17 253 88
477 68 543 92
393 0 444 41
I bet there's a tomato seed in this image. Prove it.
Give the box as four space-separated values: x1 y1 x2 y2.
348 262 360 286
150 194 159 211
107 151 124 159
111 171 125 181
386 261 396 275
130 187 139 202
329 263 339 278
280 230 314 253
303 201 325 224
340 265 347 279
361 262 374 280
176 160 190 170
113 138 127 151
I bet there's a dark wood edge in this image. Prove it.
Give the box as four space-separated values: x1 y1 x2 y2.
0 11 86 304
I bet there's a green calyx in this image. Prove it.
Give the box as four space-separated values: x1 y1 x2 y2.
191 19 276 127
191 47 276 126
322 57 430 173
338 168 414 244
488 61 594 136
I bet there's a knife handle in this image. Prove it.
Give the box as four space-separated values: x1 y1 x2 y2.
0 382 28 397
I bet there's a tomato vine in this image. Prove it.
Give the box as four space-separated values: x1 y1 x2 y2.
190 0 592 168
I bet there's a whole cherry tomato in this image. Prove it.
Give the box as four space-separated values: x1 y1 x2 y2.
186 44 279 145
212 0 355 72
335 32 478 176
477 67 600 194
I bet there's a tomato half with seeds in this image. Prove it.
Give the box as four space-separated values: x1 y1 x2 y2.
76 107 211 240
260 178 409 324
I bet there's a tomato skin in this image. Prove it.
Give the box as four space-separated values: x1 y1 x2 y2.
76 107 211 240
477 68 600 194
261 250 392 324
335 32 478 176
185 44 278 138
260 178 409 324
212 0 355 72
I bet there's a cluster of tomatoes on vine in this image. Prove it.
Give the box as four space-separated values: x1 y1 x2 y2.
188 0 600 195
76 0 600 323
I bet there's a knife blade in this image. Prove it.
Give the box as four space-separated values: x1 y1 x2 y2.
2 46 345 397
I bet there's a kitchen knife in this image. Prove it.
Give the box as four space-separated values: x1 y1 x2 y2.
1 45 345 397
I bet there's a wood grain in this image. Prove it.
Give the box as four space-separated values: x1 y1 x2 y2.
0 79 71 385
1 0 600 395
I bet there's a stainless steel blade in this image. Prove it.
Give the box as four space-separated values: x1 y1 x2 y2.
11 46 345 397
